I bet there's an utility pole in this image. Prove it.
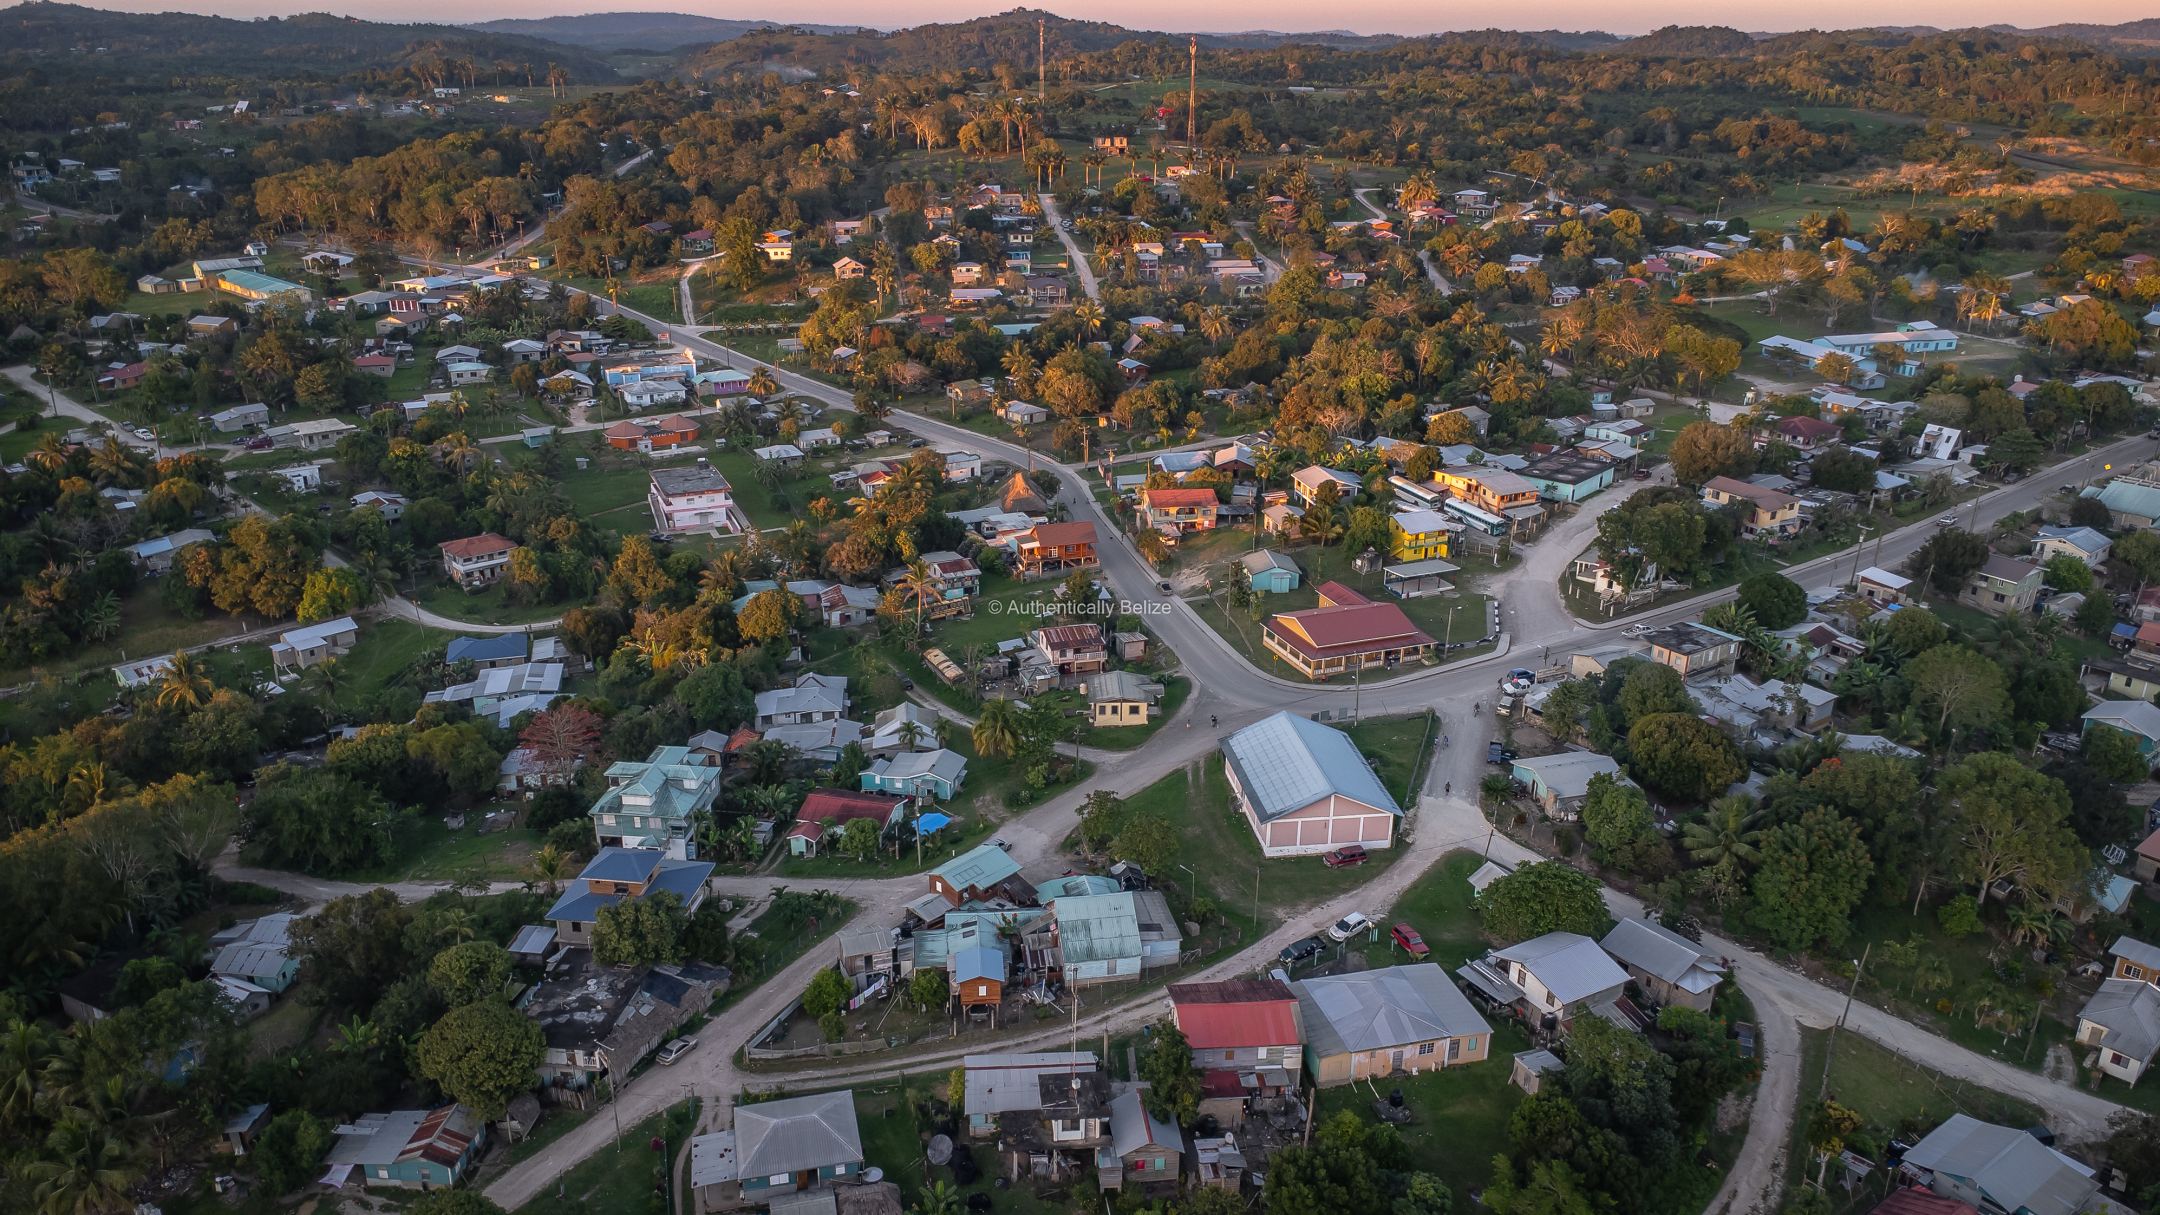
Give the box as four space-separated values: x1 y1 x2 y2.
1038 18 1045 105
1186 36 1198 150
1817 942 1872 1102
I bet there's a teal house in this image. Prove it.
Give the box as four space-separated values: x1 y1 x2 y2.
689 1090 863 1205
2084 700 2160 759
322 1105 485 1190
1519 450 1619 504
1242 550 1302 594
861 748 968 801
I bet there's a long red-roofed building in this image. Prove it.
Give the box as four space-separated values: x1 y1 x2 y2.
1169 979 1303 1107
1262 581 1434 680
785 788 910 857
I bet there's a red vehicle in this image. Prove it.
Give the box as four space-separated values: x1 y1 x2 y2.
1321 844 1368 869
1391 922 1429 958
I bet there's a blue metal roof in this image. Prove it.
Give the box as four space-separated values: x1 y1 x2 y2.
581 847 664 885
447 634 528 665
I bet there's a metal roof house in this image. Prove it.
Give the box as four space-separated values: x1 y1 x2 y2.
928 844 1026 907
689 1090 864 1206
1509 751 1627 821
1292 964 1493 1087
544 846 714 948
589 746 723 858
1599 918 1727 1011
1221 712 1401 858
2077 978 2160 1086
320 1104 484 1190
1037 890 1181 987
962 1052 1100 1138
1459 932 1632 1030
2083 699 2160 758
1900 1114 2100 1215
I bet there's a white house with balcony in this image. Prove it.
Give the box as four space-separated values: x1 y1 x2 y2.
648 465 742 536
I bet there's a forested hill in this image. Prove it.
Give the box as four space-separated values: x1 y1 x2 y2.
676 10 1630 78
463 12 863 53
0 1 616 79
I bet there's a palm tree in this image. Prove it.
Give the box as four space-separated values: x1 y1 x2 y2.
1196 306 1231 345
972 697 1021 758
0 1018 52 1133
333 1017 381 1057
26 1115 134 1215
153 651 211 711
1072 300 1105 340
528 844 571 895
748 367 780 397
1682 796 1764 869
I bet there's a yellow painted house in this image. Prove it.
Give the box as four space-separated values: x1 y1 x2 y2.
1389 509 1454 561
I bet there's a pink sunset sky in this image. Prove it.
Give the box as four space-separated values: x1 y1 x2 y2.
67 1 2160 34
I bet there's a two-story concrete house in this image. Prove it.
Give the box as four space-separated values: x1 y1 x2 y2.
438 533 514 590
1701 476 1802 540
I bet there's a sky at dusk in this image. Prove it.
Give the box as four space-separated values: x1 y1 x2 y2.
63 0 2160 35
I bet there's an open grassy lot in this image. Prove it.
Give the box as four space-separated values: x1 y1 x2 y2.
410 578 569 626
332 618 451 701
512 1098 697 1215
335 814 541 884
716 891 857 1014
1352 850 1492 971
0 590 260 686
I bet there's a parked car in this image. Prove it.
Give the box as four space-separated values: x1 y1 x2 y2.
1391 923 1430 959
241 436 273 451
655 1037 698 1065
1321 844 1368 869
131 426 155 441
1501 667 1535 695
1633 468 1652 480
1487 741 1516 765
1936 515 1959 527
1326 912 1371 943
1278 937 1324 966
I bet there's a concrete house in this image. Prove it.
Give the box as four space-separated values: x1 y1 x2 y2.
1221 711 1401 858
1961 554 2043 617
1643 621 1743 681
2082 700 2160 761
438 533 515 589
1599 918 1727 1012
1856 566 1912 608
1139 486 1220 534
1084 670 1164 727
270 616 358 673
1262 582 1435 679
2033 526 2112 568
755 674 851 728
127 528 214 575
689 1090 863 1207
648 465 741 536
1509 751 1627 821
1702 476 1802 540
1293 965 1493 1087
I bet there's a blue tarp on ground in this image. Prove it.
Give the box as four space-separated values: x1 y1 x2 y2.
915 812 953 835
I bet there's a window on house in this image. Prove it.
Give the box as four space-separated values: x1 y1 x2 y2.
1418 1042 1436 1056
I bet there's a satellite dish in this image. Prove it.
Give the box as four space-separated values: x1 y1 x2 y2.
862 1167 885 1184
927 1134 954 1166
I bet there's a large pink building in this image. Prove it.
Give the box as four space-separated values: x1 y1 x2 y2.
1220 711 1401 858
647 465 742 536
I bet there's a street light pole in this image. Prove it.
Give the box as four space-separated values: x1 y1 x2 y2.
1817 942 1872 1102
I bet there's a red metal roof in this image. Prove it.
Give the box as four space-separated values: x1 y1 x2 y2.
1170 983 1300 1049
1266 602 1433 658
1777 415 1841 439
1314 581 1370 607
796 788 908 825
1023 521 1097 548
438 533 513 559
1142 487 1218 508
1868 1189 1976 1215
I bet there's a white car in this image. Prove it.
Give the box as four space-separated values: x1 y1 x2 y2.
1622 623 1652 637
131 427 155 441
655 1037 698 1065
1936 515 1960 528
1325 912 1371 943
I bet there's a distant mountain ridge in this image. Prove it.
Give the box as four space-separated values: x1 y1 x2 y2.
0 0 617 77
462 12 863 52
